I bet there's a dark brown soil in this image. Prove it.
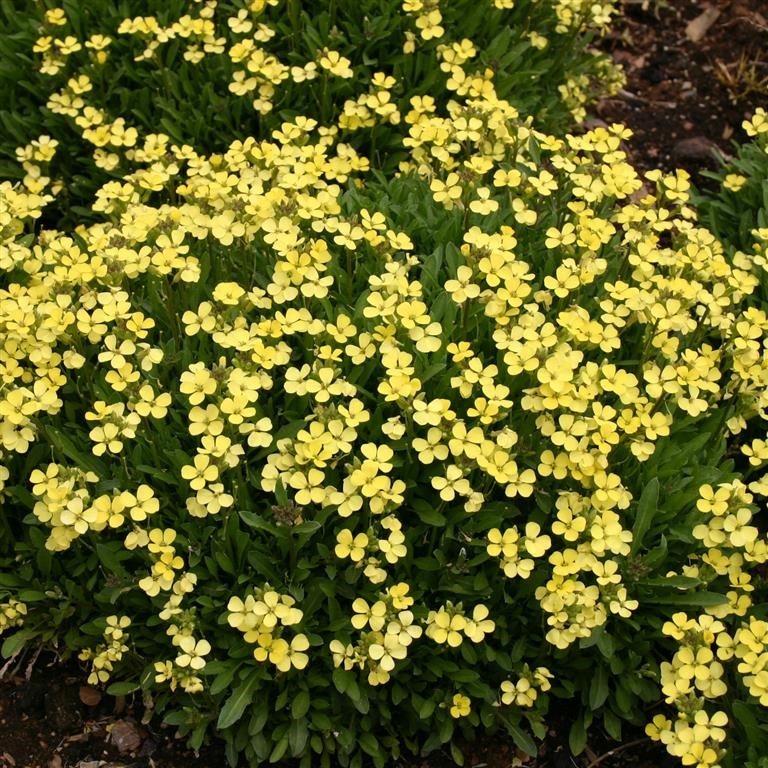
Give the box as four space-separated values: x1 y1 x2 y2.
597 0 768 187
0 656 224 768
0 654 678 768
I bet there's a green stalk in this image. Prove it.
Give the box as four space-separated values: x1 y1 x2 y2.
288 0 301 51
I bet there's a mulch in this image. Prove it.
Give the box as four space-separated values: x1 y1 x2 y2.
597 0 767 187
0 653 678 768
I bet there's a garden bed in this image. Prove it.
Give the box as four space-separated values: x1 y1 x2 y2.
1 2 767 768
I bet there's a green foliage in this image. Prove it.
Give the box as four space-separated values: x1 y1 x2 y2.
695 109 768 275
0 0 623 227
0 4 766 768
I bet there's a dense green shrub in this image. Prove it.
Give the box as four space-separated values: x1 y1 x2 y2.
2 105 768 768
0 0 623 227
696 109 768 289
2 4 768 768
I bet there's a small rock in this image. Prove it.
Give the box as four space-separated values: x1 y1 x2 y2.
75 762 106 768
686 7 721 43
79 686 102 707
108 719 142 754
672 136 718 161
137 735 158 757
583 117 608 131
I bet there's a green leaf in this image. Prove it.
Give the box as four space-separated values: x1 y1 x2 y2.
106 681 139 696
44 425 105 477
293 520 321 536
412 498 446 526
568 715 588 755
217 672 259 729
275 477 289 506
646 591 729 607
269 734 289 763
589 665 609 710
643 534 668 569
312 711 332 731
596 630 615 660
732 701 768 749
359 732 380 758
502 717 537 757
209 663 240 696
418 698 435 719
135 464 176 483
332 667 350 694
17 590 46 602
189 723 206 751
1 628 35 658
631 477 659 554
639 575 702 589
603 709 622 741
288 719 309 756
292 690 311 719
238 509 278 534
163 710 191 726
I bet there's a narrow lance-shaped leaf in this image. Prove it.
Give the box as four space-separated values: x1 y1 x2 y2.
217 672 260 730
631 477 659 555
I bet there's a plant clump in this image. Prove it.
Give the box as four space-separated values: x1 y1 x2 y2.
0 3 767 768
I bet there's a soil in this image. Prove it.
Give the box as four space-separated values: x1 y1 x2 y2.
1 2 764 767
596 0 768 188
0 653 678 768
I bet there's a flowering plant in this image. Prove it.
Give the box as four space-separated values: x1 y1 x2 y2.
0 0 622 226
0 3 767 768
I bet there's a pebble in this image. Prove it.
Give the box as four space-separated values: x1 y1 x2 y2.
672 135 719 161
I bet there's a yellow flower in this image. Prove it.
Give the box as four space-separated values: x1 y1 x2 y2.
463 604 495 642
269 634 310 671
487 527 519 558
335 529 369 562
386 582 414 610
723 174 747 192
430 173 463 208
426 607 466 647
697 484 731 516
175 637 211 670
318 49 353 78
368 634 407 671
44 8 67 25
351 598 388 631
645 714 672 740
431 464 471 501
469 187 499 215
500 677 536 707
181 455 219 491
449 693 471 718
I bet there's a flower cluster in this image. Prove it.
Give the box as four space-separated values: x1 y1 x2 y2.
0 598 27 634
733 617 768 706
79 615 131 685
647 710 728 768
22 0 623 201
331 583 422 685
425 601 495 647
500 665 553 707
227 586 309 672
